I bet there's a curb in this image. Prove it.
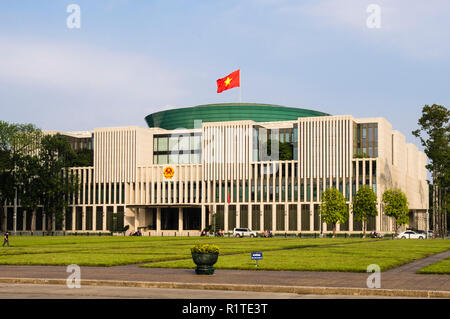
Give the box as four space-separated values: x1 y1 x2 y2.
0 277 448 298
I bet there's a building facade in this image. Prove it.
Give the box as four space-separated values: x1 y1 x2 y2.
1 103 429 235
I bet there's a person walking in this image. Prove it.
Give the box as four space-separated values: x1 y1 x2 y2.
2 232 9 247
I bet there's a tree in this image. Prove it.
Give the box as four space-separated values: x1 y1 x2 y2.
320 188 348 237
0 121 41 207
38 134 79 230
382 189 409 234
352 186 378 238
412 104 449 237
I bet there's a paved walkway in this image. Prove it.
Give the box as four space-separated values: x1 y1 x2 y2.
0 249 448 293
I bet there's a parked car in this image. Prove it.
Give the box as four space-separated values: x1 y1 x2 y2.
427 230 433 238
416 230 426 238
233 228 257 238
396 231 425 239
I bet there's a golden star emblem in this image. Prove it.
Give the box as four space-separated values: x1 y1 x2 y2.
224 77 232 86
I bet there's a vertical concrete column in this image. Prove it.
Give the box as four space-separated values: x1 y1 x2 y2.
349 209 354 232
376 203 381 232
42 212 46 231
72 207 76 231
13 195 17 232
92 207 97 232
224 205 228 232
52 215 56 231
297 205 301 232
309 204 314 232
178 207 183 232
156 207 161 233
82 206 86 231
284 204 288 232
102 206 107 231
272 204 276 232
259 204 264 232
134 208 139 232
247 204 252 231
2 205 6 232
236 205 240 229
31 210 36 231
201 205 206 231
23 210 27 231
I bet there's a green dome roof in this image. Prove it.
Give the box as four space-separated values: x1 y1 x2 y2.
145 103 329 130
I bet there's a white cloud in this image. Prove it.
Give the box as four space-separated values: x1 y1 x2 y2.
0 36 187 102
277 0 450 59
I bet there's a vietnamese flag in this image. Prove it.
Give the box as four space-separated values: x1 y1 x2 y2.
217 69 240 93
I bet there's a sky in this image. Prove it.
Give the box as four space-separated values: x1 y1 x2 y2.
0 0 449 148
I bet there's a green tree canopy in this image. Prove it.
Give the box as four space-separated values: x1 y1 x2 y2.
382 189 409 234
320 188 348 237
352 186 378 237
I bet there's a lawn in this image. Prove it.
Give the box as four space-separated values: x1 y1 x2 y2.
0 236 357 267
142 239 450 272
0 236 448 272
417 257 450 275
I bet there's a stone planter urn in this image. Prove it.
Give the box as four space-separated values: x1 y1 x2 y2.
191 244 220 275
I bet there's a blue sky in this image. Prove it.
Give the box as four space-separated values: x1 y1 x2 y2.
0 0 449 148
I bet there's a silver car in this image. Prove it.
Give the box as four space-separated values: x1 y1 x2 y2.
233 228 257 238
396 231 425 239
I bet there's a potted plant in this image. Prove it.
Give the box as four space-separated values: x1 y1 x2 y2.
191 244 220 275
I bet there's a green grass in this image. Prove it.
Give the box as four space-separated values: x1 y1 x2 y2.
142 239 450 272
0 236 356 266
0 236 448 272
417 257 450 275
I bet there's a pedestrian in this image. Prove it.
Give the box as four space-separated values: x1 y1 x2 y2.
2 232 9 247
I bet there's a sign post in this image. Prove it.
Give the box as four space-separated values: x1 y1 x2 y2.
251 252 263 267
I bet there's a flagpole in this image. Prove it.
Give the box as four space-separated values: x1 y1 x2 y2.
239 68 242 103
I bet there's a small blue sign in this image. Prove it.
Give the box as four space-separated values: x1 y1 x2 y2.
251 252 263 260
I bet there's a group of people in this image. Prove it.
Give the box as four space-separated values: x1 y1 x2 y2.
129 230 142 236
200 229 224 237
262 229 273 238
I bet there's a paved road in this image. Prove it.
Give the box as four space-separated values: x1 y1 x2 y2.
0 283 415 299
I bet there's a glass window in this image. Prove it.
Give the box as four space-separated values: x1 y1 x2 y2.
191 152 201 163
153 138 158 152
158 137 168 152
169 153 179 164
169 136 179 151
179 135 189 150
158 154 168 164
179 153 190 164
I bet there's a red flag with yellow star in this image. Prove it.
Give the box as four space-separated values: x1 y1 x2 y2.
217 69 240 93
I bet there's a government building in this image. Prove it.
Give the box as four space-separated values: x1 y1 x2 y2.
2 103 429 235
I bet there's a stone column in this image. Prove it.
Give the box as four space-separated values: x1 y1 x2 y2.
92 207 97 231
23 210 27 231
42 212 46 231
224 205 228 232
272 204 276 232
82 207 86 231
349 209 354 232
248 204 252 230
284 204 288 232
52 215 56 231
201 205 206 231
309 204 314 232
235 205 240 229
102 206 107 231
297 204 301 232
156 207 161 233
259 204 264 232
178 207 183 232
72 207 76 231
31 210 36 231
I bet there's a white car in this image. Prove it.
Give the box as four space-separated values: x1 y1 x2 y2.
233 228 257 238
396 231 425 239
